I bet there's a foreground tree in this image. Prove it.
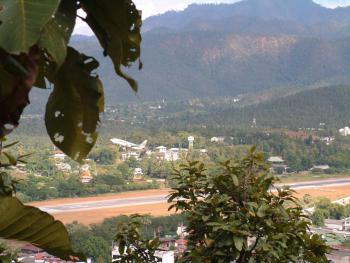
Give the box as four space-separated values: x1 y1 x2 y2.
0 0 142 260
167 148 329 263
0 0 141 161
112 149 329 262
113 215 161 263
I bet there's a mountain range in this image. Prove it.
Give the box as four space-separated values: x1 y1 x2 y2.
29 0 350 110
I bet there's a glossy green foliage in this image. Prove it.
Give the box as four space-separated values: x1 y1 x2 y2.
0 197 86 261
0 0 142 161
0 0 141 261
113 215 161 263
39 0 77 67
0 0 60 54
0 141 84 261
168 148 330 263
81 0 142 92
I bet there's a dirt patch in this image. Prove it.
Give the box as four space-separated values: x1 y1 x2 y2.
53 202 173 225
295 185 350 201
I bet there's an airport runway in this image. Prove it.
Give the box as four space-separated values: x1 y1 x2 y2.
37 178 350 214
39 195 168 214
279 178 350 190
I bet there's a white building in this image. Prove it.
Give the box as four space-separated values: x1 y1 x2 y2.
267 156 285 163
133 168 144 181
188 136 194 149
339 127 350 136
343 217 350 231
156 146 167 153
121 151 141 161
155 251 175 263
320 136 335 145
52 153 66 161
268 156 288 174
55 162 72 173
112 245 174 263
210 137 225 143
134 168 143 175
311 165 330 171
154 147 188 162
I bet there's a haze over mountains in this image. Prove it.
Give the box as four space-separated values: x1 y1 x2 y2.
33 0 350 107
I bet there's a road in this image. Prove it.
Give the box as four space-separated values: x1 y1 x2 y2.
37 178 350 214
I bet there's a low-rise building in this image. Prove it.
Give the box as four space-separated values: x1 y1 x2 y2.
56 162 72 173
154 147 188 162
325 219 343 231
324 217 350 232
52 152 66 162
159 237 177 251
80 164 93 184
320 136 335 145
121 151 142 161
210 137 225 143
268 156 288 174
343 217 350 231
311 165 330 171
112 244 174 263
339 127 350 136
154 251 175 263
16 245 91 263
133 168 144 181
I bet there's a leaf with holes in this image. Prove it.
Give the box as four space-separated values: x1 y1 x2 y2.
81 0 142 92
39 0 77 68
0 0 60 54
45 47 104 162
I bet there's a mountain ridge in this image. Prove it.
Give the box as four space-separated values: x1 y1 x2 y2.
26 0 350 111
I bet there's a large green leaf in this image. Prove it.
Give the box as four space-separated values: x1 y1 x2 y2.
0 0 60 54
81 0 142 92
0 197 85 261
39 0 77 67
45 47 104 162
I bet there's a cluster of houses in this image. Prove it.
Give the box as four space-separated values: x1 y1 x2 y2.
112 225 188 263
119 136 210 163
13 244 91 263
148 146 189 162
324 217 350 233
52 152 93 184
14 224 189 263
268 156 331 175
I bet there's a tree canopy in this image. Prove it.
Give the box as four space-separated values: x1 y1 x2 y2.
168 148 329 263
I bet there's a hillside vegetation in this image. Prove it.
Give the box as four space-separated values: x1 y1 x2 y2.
27 0 350 107
165 85 350 129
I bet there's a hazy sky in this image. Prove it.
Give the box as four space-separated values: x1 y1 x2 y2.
73 0 350 35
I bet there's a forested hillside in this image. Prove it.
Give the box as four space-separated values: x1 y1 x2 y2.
28 0 350 108
166 85 350 129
